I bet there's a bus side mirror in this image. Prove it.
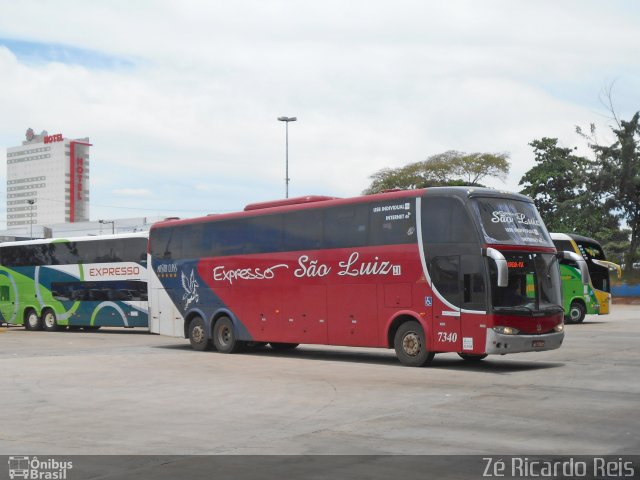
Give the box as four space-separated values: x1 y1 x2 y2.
483 247 508 287
558 250 589 284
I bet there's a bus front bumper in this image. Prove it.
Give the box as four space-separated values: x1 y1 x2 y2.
485 330 564 354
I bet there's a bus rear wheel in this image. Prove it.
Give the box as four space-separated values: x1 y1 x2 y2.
42 309 59 332
24 309 42 331
568 301 586 324
188 316 210 351
394 320 434 367
213 316 242 353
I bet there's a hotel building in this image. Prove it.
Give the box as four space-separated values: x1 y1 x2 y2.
6 128 91 228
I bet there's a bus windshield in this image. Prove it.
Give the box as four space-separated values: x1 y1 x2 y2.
574 239 609 292
472 197 553 247
490 252 563 315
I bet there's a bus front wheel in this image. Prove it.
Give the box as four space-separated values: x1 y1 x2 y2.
213 316 241 353
394 320 434 367
568 301 586 324
188 316 210 351
42 309 59 332
24 309 42 331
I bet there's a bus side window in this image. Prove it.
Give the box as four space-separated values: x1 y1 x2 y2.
210 221 247 257
0 286 9 302
151 228 174 260
431 256 461 307
369 201 415 246
422 196 476 244
323 205 368 249
284 210 323 251
245 215 283 254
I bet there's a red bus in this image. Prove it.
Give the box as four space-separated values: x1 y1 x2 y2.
148 187 585 366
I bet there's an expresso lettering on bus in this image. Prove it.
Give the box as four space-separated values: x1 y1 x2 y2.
89 266 140 277
212 264 289 285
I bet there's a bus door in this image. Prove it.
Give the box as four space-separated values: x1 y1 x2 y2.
459 255 488 354
150 284 183 337
0 280 16 324
430 256 462 352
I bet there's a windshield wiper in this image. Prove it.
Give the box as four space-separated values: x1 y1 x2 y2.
540 305 564 314
493 305 535 316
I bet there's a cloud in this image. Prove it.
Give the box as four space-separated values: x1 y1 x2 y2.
112 188 152 197
0 1 639 227
0 37 135 69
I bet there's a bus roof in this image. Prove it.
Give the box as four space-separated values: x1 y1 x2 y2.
244 195 338 211
422 186 534 203
150 186 534 230
0 231 148 248
550 232 603 247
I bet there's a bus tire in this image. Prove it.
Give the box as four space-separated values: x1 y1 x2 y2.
213 316 241 353
42 309 59 332
269 342 299 351
393 320 434 367
188 316 210 351
458 353 488 361
24 309 42 331
568 301 586 324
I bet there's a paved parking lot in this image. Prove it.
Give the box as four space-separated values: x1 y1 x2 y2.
1 305 639 456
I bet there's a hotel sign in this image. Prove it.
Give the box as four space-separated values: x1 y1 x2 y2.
44 133 64 144
69 140 92 222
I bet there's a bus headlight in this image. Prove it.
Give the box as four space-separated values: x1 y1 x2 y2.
493 326 520 335
553 323 564 333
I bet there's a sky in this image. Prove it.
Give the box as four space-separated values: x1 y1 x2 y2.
1 0 639 228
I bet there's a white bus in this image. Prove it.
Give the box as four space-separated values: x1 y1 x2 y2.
0 233 149 331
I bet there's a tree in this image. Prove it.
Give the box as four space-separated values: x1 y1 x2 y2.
596 227 631 266
519 138 618 237
363 150 510 194
363 166 423 193
585 112 640 271
455 152 510 184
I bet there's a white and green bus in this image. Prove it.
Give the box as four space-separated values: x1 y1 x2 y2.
0 233 149 331
550 233 621 323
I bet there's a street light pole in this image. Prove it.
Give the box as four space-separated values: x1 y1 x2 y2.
99 219 115 234
277 116 297 198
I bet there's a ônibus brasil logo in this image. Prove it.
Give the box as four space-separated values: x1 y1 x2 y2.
181 269 200 310
8 456 73 480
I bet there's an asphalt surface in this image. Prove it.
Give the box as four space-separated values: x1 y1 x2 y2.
1 306 639 456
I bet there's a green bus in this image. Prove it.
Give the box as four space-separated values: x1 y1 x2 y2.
550 233 621 323
0 233 149 331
